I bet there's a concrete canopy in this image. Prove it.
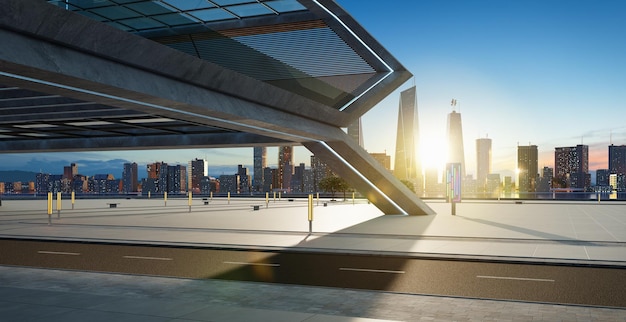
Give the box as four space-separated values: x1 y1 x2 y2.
0 0 435 215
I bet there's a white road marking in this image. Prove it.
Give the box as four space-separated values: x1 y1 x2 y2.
122 256 173 261
37 251 81 256
477 275 555 282
339 267 405 274
223 261 280 267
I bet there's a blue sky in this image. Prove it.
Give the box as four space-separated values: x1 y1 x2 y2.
2 0 626 179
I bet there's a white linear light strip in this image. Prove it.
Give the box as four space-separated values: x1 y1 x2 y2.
1 71 406 215
312 0 394 112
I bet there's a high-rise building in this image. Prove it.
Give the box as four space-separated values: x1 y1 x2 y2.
253 147 266 192
122 162 138 193
277 146 293 190
609 144 626 191
517 145 538 193
237 165 250 194
447 108 465 177
554 145 589 189
188 158 207 193
476 137 492 191
537 166 553 192
394 86 420 182
63 163 78 179
167 165 187 193
347 117 363 147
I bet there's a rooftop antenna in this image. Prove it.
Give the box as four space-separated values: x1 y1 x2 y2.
451 98 457 112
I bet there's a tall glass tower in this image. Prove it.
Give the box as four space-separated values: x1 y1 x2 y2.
393 86 421 190
278 146 293 190
447 109 465 177
253 147 266 192
517 145 538 193
476 137 492 190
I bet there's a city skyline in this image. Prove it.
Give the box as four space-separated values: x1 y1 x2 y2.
2 0 626 181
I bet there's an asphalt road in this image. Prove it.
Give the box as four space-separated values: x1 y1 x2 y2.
1 238 624 308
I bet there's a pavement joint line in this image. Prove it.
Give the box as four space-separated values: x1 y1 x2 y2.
476 275 555 282
223 261 280 267
122 255 173 261
37 250 81 256
339 267 405 274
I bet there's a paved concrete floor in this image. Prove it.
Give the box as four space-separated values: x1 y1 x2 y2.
1 198 625 321
1 266 625 322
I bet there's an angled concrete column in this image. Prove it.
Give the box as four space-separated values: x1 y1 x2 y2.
304 130 435 216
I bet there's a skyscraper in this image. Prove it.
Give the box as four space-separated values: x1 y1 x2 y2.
608 144 626 191
394 86 421 186
188 158 207 193
447 107 465 177
476 137 492 191
122 162 138 193
253 147 267 192
554 145 589 189
278 146 293 190
517 145 538 193
347 118 364 147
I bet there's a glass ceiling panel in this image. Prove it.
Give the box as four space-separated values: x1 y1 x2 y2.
211 0 255 5
125 2 177 15
159 0 215 11
265 0 306 13
188 8 236 22
227 3 274 17
118 17 166 29
66 0 116 9
90 6 142 20
152 13 200 26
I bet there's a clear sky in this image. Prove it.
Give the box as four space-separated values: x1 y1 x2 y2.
2 0 626 179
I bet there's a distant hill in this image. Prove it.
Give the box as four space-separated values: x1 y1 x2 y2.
0 170 37 183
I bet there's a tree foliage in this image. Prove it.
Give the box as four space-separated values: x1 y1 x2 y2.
319 176 350 199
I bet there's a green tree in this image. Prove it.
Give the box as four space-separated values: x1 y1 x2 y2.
319 176 350 200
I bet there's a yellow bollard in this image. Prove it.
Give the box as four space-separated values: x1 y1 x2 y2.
352 192 355 205
56 192 61 219
265 192 269 208
308 194 313 233
47 192 52 225
188 191 192 212
227 191 230 204
71 191 75 210
210 191 213 200
164 191 167 206
148 191 151 199
273 192 276 203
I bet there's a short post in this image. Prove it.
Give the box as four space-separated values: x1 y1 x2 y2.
279 192 282 201
352 192 355 205
56 192 61 219
164 191 167 207
71 191 75 210
265 192 269 208
47 192 52 225
188 191 192 212
148 191 151 199
227 191 230 204
273 192 276 203
597 192 601 204
210 191 213 200
308 194 313 233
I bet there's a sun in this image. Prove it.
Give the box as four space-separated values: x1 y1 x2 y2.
419 139 448 172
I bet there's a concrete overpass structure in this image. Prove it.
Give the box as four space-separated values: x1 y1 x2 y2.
0 0 434 215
